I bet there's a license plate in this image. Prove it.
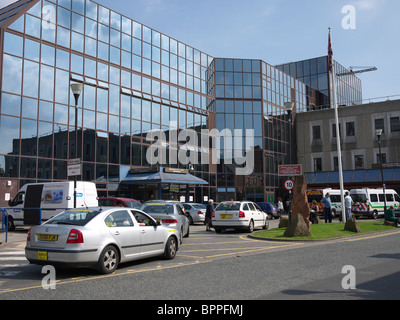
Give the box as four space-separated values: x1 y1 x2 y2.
220 214 232 219
38 234 58 241
38 251 48 261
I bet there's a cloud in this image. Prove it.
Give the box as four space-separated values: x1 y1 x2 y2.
353 0 382 11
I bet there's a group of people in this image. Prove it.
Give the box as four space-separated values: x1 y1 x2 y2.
316 192 399 227
315 191 355 223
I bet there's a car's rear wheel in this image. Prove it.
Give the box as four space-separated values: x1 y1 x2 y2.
97 245 119 274
247 220 254 233
164 236 177 260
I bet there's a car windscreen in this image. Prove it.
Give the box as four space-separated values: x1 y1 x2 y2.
142 204 174 214
46 209 101 226
215 202 241 211
125 201 142 209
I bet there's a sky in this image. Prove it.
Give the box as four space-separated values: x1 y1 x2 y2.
93 0 400 101
1 0 399 101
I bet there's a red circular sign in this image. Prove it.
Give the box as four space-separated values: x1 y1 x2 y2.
284 179 294 191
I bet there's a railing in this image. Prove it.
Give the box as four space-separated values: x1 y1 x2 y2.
1 207 68 244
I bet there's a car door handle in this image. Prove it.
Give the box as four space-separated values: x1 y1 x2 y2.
141 230 146 234
114 231 120 236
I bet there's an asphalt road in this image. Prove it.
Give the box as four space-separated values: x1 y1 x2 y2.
1 219 400 301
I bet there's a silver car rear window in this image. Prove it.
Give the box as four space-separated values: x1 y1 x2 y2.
46 209 101 226
215 203 241 211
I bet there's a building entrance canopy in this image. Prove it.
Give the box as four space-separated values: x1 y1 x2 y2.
121 167 208 185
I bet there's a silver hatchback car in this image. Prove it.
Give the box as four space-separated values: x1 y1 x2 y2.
25 207 179 274
140 201 190 243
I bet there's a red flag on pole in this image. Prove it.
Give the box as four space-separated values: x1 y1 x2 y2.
328 27 333 73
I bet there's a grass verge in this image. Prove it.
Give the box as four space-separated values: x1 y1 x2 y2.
253 221 398 241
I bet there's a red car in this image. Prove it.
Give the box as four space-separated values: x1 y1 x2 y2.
98 197 142 209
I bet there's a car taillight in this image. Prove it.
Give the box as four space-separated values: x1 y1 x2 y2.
197 211 204 215
27 228 31 241
162 219 178 224
212 211 215 218
239 211 245 218
67 229 84 243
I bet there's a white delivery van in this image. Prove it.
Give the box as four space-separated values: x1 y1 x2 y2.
306 188 349 218
6 182 98 230
350 188 400 219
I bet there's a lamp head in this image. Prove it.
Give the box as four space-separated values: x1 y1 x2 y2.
284 101 295 112
375 129 383 137
70 83 83 96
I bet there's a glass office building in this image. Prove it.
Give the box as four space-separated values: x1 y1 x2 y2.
0 0 362 205
212 58 312 201
276 56 362 109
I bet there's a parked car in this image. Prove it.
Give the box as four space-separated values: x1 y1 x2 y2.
141 201 190 243
183 203 207 224
98 197 142 209
25 207 179 274
212 201 269 233
257 202 280 219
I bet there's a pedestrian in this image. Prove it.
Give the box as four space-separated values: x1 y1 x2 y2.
205 199 214 231
277 197 284 216
321 192 332 223
384 206 400 227
310 200 319 224
344 191 353 221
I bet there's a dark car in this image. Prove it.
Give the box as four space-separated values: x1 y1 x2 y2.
98 197 142 209
257 202 280 219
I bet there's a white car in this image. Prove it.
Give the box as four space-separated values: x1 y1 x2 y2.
212 201 269 233
25 208 179 274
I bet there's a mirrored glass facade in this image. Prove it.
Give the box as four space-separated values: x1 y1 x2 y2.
276 56 362 109
0 0 363 204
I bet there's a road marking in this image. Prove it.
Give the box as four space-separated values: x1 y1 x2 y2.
345 230 400 242
203 243 303 259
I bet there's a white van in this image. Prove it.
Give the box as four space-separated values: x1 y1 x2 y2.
307 188 349 218
6 182 98 230
350 188 400 219
212 201 269 233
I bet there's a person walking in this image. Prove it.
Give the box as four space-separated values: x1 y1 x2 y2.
321 193 332 223
205 199 214 231
344 191 354 221
277 197 284 216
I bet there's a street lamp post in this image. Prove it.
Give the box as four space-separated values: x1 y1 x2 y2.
376 129 387 215
70 83 83 209
284 101 295 225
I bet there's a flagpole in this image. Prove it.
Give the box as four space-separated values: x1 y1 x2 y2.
329 27 346 224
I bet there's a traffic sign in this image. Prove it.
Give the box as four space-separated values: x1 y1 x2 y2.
67 164 81 176
284 179 294 191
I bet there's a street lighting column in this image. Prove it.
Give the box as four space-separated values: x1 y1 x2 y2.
70 83 83 209
376 129 387 215
285 101 295 225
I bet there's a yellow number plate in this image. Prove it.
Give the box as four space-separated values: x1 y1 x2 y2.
38 251 48 261
220 214 232 219
38 234 58 241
